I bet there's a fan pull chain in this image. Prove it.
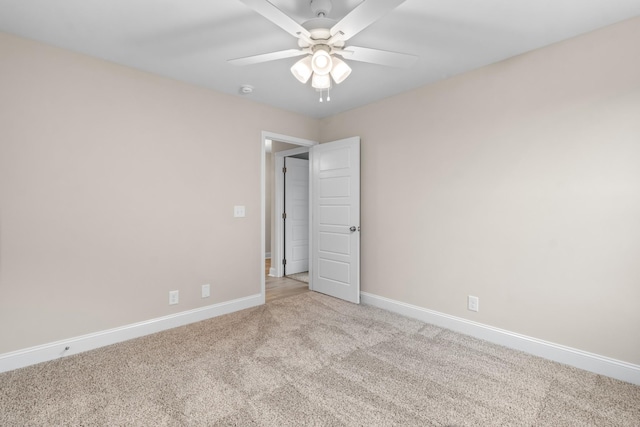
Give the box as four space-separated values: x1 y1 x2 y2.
318 89 331 103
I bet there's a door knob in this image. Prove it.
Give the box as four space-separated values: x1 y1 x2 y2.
349 226 357 232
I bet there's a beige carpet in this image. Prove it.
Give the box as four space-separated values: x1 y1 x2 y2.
1 292 639 426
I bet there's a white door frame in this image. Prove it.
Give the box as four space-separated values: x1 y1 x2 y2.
273 146 310 278
261 131 317 303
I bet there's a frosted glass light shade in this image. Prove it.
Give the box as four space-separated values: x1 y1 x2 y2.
311 50 333 75
330 57 352 84
311 73 331 89
291 56 313 84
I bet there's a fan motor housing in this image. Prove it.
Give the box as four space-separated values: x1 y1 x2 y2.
299 20 344 49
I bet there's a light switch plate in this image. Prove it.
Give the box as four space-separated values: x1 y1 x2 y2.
468 295 479 312
234 205 246 217
169 290 179 305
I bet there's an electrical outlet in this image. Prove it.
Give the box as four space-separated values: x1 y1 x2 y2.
202 283 210 298
468 295 479 312
169 290 179 305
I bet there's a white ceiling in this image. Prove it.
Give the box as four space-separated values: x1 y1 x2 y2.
1 0 639 118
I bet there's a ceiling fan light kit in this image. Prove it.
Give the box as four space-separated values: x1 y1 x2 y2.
291 44 352 92
232 0 417 101
291 55 313 84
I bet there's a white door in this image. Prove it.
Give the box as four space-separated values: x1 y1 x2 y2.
311 137 360 303
284 157 309 275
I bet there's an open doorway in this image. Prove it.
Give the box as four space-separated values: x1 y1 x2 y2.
261 133 361 304
261 132 317 303
281 152 309 284
271 147 310 280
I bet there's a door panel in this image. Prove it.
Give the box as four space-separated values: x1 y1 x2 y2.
319 206 350 224
318 259 351 283
319 177 351 197
311 137 360 303
319 232 350 255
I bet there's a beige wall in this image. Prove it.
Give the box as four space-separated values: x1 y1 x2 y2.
0 32 320 353
321 17 640 365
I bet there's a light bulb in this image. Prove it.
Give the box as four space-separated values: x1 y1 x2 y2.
311 50 333 75
315 55 329 68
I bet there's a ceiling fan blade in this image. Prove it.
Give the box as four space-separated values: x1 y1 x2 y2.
336 46 417 68
228 49 307 66
237 0 311 39
330 0 405 41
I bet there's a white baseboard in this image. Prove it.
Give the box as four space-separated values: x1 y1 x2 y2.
0 293 263 374
361 292 640 386
265 253 271 259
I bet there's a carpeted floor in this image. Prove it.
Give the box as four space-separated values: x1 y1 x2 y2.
1 292 639 426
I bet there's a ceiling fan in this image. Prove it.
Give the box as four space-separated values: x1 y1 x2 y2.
229 0 417 99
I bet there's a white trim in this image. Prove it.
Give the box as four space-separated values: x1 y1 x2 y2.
361 292 640 386
265 252 271 259
261 134 267 305
0 294 262 373
268 267 277 277
262 132 317 148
